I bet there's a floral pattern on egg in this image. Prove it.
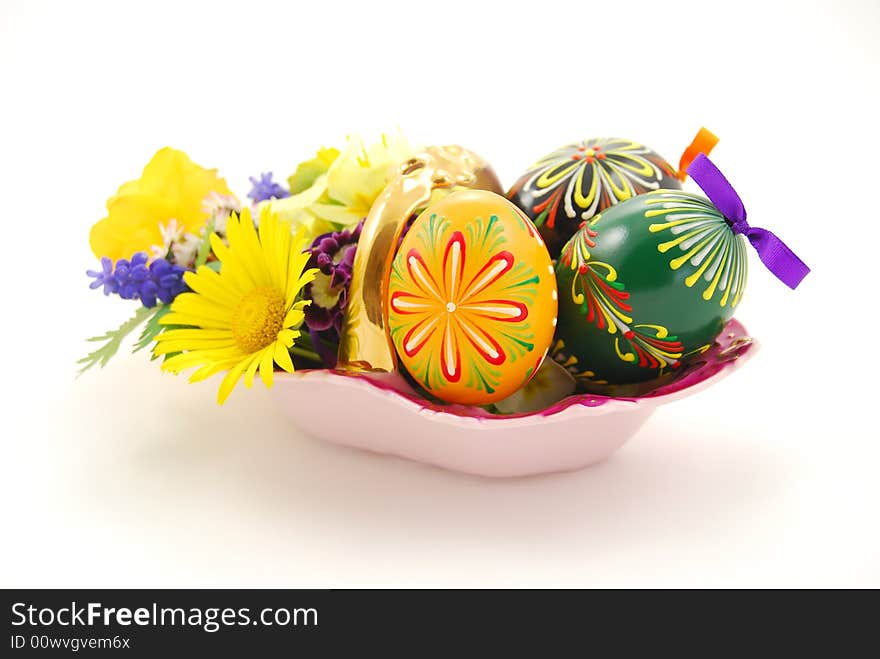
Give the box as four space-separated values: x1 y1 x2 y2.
554 190 748 392
508 138 680 255
388 190 557 405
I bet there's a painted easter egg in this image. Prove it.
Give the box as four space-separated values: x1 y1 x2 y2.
553 189 748 394
388 189 558 405
508 138 681 256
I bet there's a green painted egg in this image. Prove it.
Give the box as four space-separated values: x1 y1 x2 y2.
552 189 748 394
507 138 681 257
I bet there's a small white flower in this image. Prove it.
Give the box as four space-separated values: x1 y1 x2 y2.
171 232 202 268
151 218 185 260
150 218 202 268
202 192 241 234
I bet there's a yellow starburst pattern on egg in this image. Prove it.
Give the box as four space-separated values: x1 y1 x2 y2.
153 206 318 404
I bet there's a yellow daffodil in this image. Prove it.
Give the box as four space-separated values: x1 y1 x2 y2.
261 131 413 234
153 206 318 404
261 171 336 242
312 132 414 225
287 146 340 195
90 147 234 261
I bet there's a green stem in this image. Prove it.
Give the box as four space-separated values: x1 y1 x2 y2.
290 345 322 364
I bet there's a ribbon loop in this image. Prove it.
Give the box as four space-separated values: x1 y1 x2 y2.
677 127 719 182
687 154 810 290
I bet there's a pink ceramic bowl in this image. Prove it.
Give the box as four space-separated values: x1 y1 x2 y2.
271 319 756 477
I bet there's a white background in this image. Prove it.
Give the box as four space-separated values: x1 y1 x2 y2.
1 0 877 587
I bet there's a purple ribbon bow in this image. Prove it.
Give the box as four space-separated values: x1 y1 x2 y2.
687 154 810 289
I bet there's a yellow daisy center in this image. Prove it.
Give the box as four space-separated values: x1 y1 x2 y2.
231 287 285 353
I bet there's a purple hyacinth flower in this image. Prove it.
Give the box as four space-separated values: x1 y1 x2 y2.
87 252 189 308
139 280 160 308
86 257 118 295
247 172 290 203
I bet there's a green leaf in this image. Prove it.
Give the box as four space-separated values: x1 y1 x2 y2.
287 147 339 195
132 304 171 354
76 306 156 376
194 217 216 268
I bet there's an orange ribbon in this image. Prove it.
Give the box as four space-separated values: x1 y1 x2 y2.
677 127 719 182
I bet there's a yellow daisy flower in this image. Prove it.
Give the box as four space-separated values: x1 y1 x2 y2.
154 206 318 404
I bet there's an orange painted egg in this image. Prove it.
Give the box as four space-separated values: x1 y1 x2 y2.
387 189 558 405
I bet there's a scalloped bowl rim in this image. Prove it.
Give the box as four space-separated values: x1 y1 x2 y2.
268 319 756 476
276 319 757 424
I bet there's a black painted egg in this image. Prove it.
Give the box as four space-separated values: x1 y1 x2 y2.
508 138 681 256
